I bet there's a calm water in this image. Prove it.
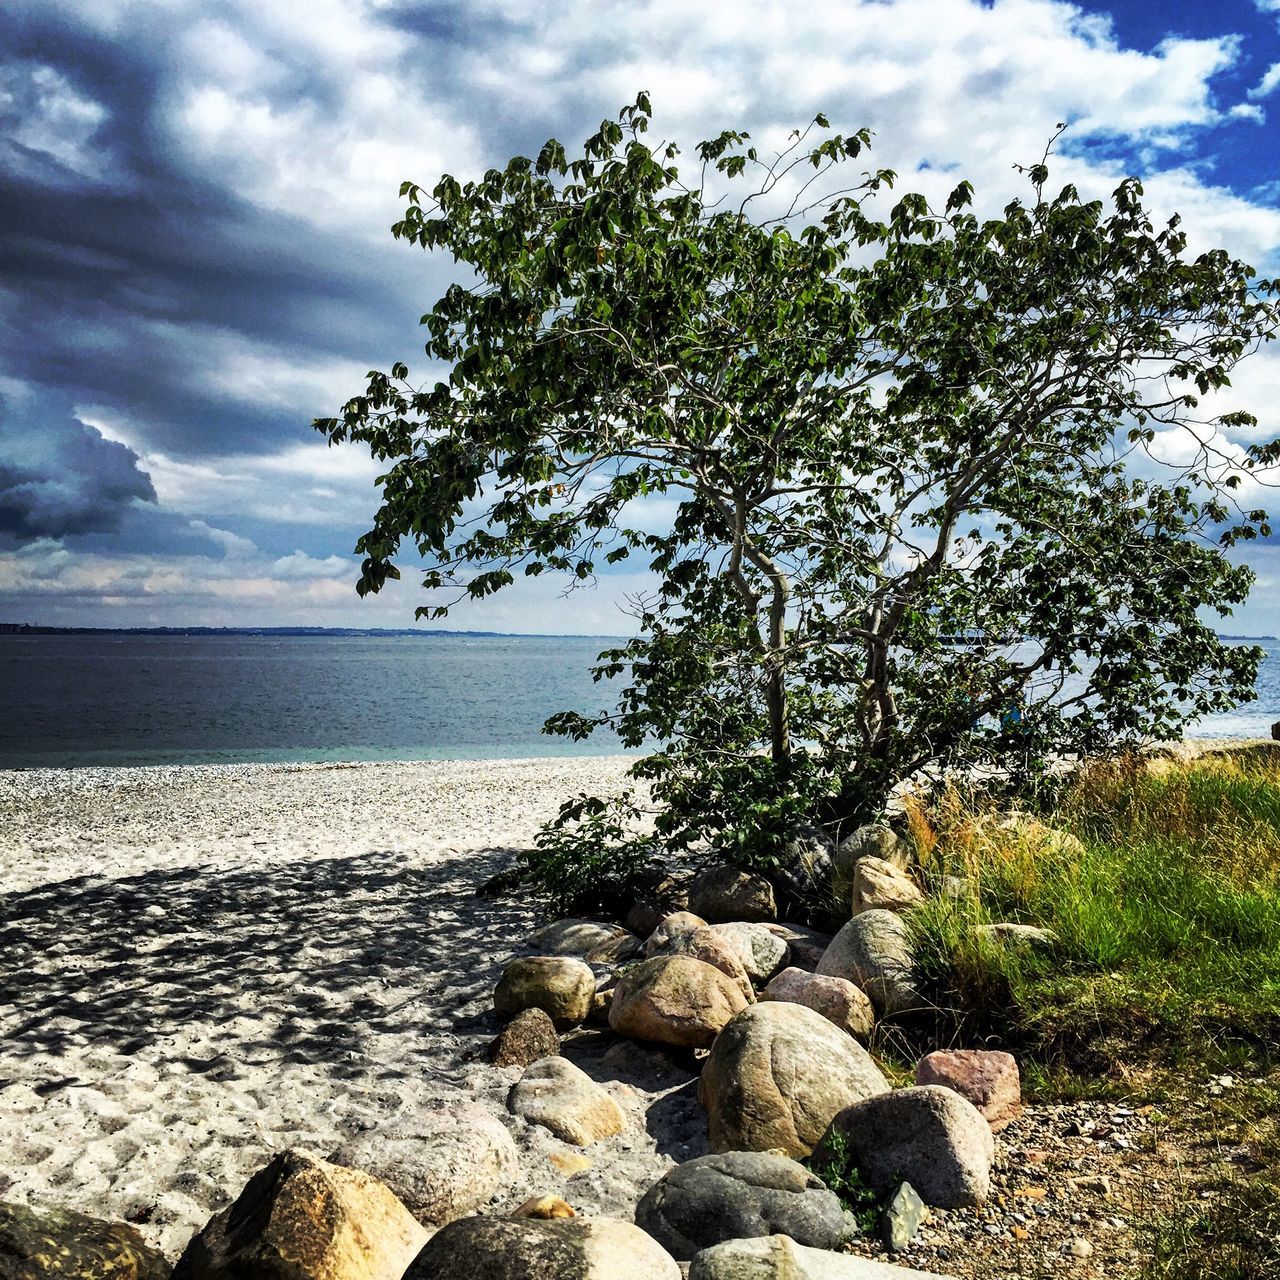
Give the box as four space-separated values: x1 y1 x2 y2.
0 634 1276 769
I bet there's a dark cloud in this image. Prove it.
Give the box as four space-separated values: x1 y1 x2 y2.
0 401 157 543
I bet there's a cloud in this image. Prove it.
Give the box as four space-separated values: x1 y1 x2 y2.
0 398 157 543
1249 62 1280 99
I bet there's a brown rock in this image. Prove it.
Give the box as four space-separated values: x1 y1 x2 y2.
915 1049 1022 1129
762 966 875 1041
0 1201 168 1280
699 1002 890 1158
514 1195 576 1219
171 1148 427 1280
852 856 924 915
664 925 755 1001
609 954 750 1048
644 911 708 956
489 1007 560 1067
493 956 595 1029
687 866 777 923
508 1056 626 1146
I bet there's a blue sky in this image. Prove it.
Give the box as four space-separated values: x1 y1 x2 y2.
1 0 1278 633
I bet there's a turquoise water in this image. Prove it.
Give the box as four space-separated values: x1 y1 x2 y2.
0 633 1275 769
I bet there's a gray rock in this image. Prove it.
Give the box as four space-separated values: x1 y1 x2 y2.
688 866 777 923
775 826 837 914
816 909 925 1016
708 921 789 982
330 1101 519 1227
813 1086 995 1208
531 918 631 956
975 922 1058 950
405 1215 680 1279
699 1001 890 1158
882 1181 928 1252
508 1056 626 1146
763 922 832 971
0 1201 168 1280
493 956 596 1029
689 1234 958 1279
635 1151 855 1260
489 1007 560 1068
645 911 709 956
1272 719 1280 742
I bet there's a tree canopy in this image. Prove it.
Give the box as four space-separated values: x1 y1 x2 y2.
317 97 1278 908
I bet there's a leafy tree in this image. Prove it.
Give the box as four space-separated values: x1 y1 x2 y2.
317 97 1277 910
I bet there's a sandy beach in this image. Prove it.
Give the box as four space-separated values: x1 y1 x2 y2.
0 756 710 1259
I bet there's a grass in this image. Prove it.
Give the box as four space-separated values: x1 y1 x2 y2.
903 748 1280 1277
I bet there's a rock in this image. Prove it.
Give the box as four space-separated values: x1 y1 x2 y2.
851 856 924 915
763 922 832 971
489 1007 560 1068
815 909 925 1016
508 1056 626 1146
609 954 750 1048
1272 720 1280 742
687 866 777 923
915 1049 1021 1128
975 922 1058 951
774 826 837 915
688 1234 957 1279
531 918 632 956
171 1148 427 1280
635 1151 855 1261
664 925 755 1002
0 1201 168 1280
882 1181 928 1252
834 824 910 902
330 1101 518 1228
645 911 708 956
627 877 691 938
978 812 1086 860
493 956 596 1029
586 932 643 964
514 1195 575 1219
403 1215 680 1279
1067 1237 1094 1259
708 922 789 983
699 1002 890 1158
587 974 617 1026
813 1086 994 1208
762 967 874 1041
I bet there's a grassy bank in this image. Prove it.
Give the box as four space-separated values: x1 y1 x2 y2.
906 749 1280 1277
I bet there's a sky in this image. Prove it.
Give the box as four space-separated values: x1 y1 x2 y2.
2 0 1279 635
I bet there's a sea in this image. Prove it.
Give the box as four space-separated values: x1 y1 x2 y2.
0 632 1277 770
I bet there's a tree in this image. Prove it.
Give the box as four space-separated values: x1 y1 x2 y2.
317 97 1277 909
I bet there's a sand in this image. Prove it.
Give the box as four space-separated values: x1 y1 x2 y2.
0 757 708 1259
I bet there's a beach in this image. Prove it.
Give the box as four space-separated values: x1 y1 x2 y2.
0 756 704 1259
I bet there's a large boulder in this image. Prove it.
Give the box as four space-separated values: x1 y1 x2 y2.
688 1234 957 1279
330 1102 518 1227
762 967 874 1041
0 1201 168 1280
833 824 910 902
851 857 924 915
508 1056 626 1146
610 954 750 1048
531 918 632 957
813 1086 995 1208
489 1007 560 1068
626 876 692 938
915 1049 1022 1128
635 1151 854 1261
171 1148 428 1280
645 911 708 956
687 867 777 923
493 956 595 1029
403 1215 680 1279
708 922 789 983
816 910 925 1016
664 925 755 1002
699 1002 890 1158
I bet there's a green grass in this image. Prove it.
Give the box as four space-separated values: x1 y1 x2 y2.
903 751 1280 1278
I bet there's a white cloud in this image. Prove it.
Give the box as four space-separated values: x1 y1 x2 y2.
1249 62 1280 100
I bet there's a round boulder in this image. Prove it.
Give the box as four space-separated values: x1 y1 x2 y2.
687 866 777 923
489 1007 560 1068
610 954 750 1048
664 925 755 1002
851 856 924 915
645 911 708 956
494 956 595 1030
707 922 789 983
699 1001 890 1158
761 967 874 1041
833 824 910 902
531 918 632 957
635 1150 854 1261
0 1201 169 1280
508 1056 626 1146
330 1101 519 1227
816 909 925 1016
916 1049 1022 1128
404 1215 679 1280
813 1085 995 1208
